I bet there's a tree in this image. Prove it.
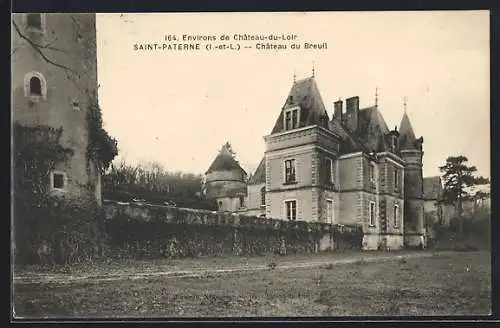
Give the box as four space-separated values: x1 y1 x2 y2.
439 156 489 236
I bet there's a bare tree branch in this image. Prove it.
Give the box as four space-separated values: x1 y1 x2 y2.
12 20 78 75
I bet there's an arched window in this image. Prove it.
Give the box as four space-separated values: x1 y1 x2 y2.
260 186 266 206
30 77 42 95
24 71 47 100
26 13 42 30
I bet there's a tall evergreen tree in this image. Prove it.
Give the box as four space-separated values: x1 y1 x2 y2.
439 156 489 236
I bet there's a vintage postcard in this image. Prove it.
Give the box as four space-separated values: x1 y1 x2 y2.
11 11 490 318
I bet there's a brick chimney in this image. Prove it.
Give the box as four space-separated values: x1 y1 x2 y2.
334 99 343 121
345 96 360 131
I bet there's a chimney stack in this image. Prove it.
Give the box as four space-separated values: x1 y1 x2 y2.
334 99 343 121
345 96 360 131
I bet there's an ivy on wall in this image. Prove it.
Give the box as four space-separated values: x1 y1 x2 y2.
13 122 109 265
86 96 118 174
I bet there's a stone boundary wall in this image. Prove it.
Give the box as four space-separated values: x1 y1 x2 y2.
103 201 363 259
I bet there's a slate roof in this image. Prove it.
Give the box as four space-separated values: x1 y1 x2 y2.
398 112 419 150
248 157 265 185
270 77 330 134
355 106 391 153
206 146 247 175
328 118 365 154
423 176 442 200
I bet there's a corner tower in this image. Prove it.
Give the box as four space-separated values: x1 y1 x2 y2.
264 76 341 222
398 111 425 248
12 13 101 202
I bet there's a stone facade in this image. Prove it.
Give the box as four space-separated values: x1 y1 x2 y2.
12 13 101 202
206 76 428 250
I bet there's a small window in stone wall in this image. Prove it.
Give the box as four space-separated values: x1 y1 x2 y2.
51 171 66 190
24 72 47 100
239 196 245 208
72 99 80 111
394 168 399 189
30 77 42 95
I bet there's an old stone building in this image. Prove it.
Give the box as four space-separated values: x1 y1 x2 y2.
12 13 101 202
206 75 427 250
204 143 247 212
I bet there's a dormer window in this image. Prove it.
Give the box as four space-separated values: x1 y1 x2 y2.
392 135 398 151
284 107 300 131
369 161 376 185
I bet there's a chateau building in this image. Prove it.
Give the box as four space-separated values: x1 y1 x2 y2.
12 13 101 202
206 75 427 250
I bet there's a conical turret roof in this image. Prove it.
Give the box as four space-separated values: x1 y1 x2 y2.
205 143 246 175
398 112 419 149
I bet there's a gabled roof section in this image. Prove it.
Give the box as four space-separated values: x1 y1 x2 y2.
248 157 266 185
423 176 442 200
356 106 391 152
270 77 330 134
398 112 419 149
206 144 247 175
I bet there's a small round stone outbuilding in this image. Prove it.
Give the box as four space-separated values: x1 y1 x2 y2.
204 142 247 212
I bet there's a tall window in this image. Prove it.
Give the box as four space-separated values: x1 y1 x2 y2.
239 196 245 208
284 108 299 130
394 204 399 227
284 159 296 184
285 200 297 221
326 199 334 224
369 201 376 226
26 13 42 30
394 168 399 189
325 157 334 184
260 186 266 207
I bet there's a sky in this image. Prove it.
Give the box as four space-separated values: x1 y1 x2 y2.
96 11 490 178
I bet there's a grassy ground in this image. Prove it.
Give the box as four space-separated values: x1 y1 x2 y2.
13 251 490 318
14 250 418 278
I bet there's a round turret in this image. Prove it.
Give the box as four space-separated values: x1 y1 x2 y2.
204 142 247 211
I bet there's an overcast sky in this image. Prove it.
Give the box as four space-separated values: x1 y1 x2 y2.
96 11 490 178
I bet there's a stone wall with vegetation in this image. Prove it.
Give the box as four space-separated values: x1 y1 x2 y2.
103 201 364 259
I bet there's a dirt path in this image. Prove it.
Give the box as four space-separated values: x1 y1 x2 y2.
13 251 452 285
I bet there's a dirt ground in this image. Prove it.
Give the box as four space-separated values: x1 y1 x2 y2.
12 250 490 318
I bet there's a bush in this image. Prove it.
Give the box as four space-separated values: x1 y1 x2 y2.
14 193 109 265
